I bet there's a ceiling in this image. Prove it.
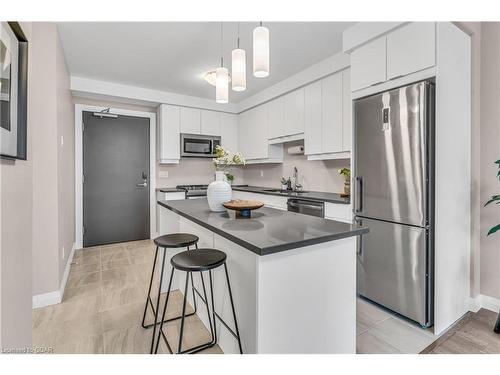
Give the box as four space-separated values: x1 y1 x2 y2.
57 22 355 103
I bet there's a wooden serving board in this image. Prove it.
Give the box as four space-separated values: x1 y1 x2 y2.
223 200 264 211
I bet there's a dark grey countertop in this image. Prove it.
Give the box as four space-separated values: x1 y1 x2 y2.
231 185 350 204
156 187 184 193
158 198 367 256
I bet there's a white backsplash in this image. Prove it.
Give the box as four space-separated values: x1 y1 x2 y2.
157 141 349 193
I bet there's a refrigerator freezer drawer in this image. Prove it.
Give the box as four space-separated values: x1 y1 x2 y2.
356 217 432 326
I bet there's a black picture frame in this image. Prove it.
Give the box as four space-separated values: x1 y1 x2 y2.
0 22 28 160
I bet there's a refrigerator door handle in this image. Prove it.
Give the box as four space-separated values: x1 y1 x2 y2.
355 217 363 256
355 177 363 213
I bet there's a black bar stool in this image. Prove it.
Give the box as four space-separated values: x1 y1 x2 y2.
141 233 199 354
154 248 243 354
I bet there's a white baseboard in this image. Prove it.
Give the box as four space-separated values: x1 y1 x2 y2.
32 242 77 309
468 294 500 314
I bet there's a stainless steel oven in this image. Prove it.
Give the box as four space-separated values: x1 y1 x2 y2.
181 133 221 158
287 198 324 218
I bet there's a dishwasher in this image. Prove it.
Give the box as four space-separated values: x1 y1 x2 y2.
287 198 325 218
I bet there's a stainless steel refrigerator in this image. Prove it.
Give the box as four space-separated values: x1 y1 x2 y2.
354 80 434 327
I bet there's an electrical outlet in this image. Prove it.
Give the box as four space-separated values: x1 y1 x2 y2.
260 170 264 177
60 135 64 147
158 171 169 178
62 246 65 260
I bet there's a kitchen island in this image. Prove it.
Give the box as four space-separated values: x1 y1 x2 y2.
157 198 368 354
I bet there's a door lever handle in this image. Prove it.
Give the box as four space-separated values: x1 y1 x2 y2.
136 182 148 188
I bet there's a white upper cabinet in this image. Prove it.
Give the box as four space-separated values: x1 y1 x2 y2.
283 88 305 136
386 22 435 80
220 113 238 154
200 110 221 136
252 104 270 159
304 69 351 158
350 36 387 91
304 80 322 155
237 109 253 160
180 107 201 134
157 104 180 163
342 69 352 152
268 96 284 139
322 73 343 153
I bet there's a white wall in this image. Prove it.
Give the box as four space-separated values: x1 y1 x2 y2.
0 22 33 349
243 141 349 193
31 23 75 297
479 22 500 300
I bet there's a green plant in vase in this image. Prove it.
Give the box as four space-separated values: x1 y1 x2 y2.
338 167 351 196
485 159 500 236
484 159 500 334
225 173 235 185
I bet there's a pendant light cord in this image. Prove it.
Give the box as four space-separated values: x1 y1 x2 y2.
237 22 240 49
220 22 224 67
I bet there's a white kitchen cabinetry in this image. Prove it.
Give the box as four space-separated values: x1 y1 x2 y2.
268 96 284 140
350 36 387 91
201 110 221 136
349 22 436 92
238 104 283 163
322 73 343 154
157 104 180 164
386 22 435 80
304 70 350 160
283 88 305 136
232 190 287 210
180 107 201 134
304 81 322 155
220 113 238 153
342 69 352 152
324 202 352 223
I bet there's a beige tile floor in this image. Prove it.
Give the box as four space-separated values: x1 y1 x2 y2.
35 239 497 355
33 240 223 354
356 297 437 354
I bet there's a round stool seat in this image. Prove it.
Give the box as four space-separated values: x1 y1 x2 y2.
171 248 226 272
154 233 199 248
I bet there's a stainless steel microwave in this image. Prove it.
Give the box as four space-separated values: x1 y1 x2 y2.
180 133 221 158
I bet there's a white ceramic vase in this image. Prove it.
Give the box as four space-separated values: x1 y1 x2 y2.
207 171 232 212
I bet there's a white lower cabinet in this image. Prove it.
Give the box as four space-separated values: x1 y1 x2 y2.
324 202 352 223
232 191 287 210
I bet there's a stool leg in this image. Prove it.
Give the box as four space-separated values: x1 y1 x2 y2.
199 271 215 343
154 267 175 354
188 245 198 315
141 246 159 328
224 263 243 354
177 271 190 354
149 247 167 354
208 270 218 345
494 310 500 334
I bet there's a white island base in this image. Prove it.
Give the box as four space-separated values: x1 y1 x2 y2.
158 206 357 354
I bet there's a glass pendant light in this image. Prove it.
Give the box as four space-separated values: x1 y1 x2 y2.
253 22 269 78
231 23 246 91
216 23 229 103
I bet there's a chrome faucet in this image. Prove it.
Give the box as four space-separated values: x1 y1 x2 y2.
293 167 302 191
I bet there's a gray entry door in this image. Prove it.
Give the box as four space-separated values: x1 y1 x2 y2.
83 111 150 247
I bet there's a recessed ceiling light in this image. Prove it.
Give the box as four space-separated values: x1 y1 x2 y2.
203 70 231 86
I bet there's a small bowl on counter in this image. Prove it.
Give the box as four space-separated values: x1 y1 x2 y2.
222 200 264 219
